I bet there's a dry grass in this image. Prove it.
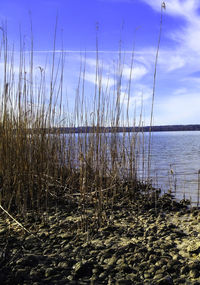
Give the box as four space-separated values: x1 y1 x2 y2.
0 8 164 229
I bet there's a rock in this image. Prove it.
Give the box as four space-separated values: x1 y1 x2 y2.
38 231 49 238
174 277 187 284
92 264 103 275
15 269 29 283
16 254 40 267
45 267 57 278
154 275 174 285
73 261 93 278
155 259 167 267
24 236 39 250
99 271 108 280
180 265 189 275
144 272 152 279
1 196 199 284
57 261 69 269
154 273 165 280
0 228 7 235
187 242 200 254
116 279 133 285
188 261 200 269
67 274 74 281
148 267 156 275
105 255 117 267
59 232 72 239
43 248 52 255
30 268 44 281
172 254 181 261
120 264 133 274
189 269 200 279
167 260 180 274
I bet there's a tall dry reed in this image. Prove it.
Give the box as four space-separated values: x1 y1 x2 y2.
0 5 164 228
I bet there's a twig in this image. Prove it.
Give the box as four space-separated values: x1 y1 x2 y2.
0 204 40 241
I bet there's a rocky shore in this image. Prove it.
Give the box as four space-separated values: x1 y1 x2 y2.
0 191 200 284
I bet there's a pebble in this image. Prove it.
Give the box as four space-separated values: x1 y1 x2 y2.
0 193 199 284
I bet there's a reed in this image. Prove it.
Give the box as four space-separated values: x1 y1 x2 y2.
0 5 164 229
147 2 165 180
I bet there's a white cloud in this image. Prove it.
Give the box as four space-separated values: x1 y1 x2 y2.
122 84 152 107
158 51 186 71
141 0 200 20
154 91 200 125
173 87 187 95
123 64 147 80
141 0 200 54
137 1 200 72
85 72 115 88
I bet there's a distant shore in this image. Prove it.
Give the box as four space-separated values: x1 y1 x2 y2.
29 124 200 134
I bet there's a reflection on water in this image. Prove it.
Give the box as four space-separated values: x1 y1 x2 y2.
65 131 200 205
145 131 200 205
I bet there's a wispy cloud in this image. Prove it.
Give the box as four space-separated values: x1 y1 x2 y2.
4 0 200 126
154 91 200 125
123 64 148 80
158 51 186 72
141 0 200 53
141 0 200 19
85 72 115 88
122 83 152 107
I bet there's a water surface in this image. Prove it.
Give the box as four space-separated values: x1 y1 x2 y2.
65 130 200 205
145 131 200 205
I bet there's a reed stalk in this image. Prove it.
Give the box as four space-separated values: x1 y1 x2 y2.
147 2 165 180
0 10 164 229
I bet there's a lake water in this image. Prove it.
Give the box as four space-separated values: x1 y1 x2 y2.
67 130 200 206
141 131 200 205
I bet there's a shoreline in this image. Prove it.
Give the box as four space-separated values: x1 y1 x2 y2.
27 124 200 135
0 191 200 284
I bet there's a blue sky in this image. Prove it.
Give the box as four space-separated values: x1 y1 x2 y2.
1 0 200 126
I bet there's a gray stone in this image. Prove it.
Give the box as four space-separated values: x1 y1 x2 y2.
116 279 133 285
0 228 7 235
16 254 39 267
190 269 200 279
45 267 56 278
180 265 189 275
58 261 68 269
30 268 43 281
15 269 29 283
105 255 117 267
73 261 93 278
154 275 174 285
154 273 165 280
